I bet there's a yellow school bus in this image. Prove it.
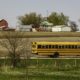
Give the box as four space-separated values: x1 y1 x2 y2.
32 42 80 57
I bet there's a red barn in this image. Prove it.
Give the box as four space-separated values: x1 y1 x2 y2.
0 19 8 30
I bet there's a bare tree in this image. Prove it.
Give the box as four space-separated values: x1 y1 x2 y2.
0 31 30 68
69 21 79 31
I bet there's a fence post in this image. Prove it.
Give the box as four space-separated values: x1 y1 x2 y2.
74 59 77 67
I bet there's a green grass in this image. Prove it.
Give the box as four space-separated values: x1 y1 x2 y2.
0 58 80 80
0 71 80 80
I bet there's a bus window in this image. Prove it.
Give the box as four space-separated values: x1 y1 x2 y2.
72 45 74 49
74 45 77 49
55 45 58 48
58 45 62 49
78 45 80 48
46 45 48 48
52 45 54 48
49 45 51 48
68 45 71 48
65 45 68 48
42 45 46 49
38 45 41 48
62 45 64 49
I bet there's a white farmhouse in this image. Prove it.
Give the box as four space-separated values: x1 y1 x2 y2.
52 25 72 32
62 26 71 31
16 25 32 31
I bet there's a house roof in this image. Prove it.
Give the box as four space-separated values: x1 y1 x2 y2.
53 25 70 28
40 21 53 26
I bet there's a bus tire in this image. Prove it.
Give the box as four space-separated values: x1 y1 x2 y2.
49 52 59 58
53 52 59 58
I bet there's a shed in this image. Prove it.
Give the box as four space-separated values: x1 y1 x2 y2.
52 25 72 32
0 19 8 30
16 25 32 31
52 25 62 32
62 27 71 31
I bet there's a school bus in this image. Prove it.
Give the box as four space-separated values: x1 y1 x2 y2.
32 42 80 57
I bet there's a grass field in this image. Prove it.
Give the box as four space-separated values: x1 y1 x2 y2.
0 58 80 80
0 32 80 38
0 32 80 79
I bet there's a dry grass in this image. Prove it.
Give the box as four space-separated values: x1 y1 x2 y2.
0 32 80 38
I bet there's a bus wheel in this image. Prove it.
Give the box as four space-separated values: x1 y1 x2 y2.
49 52 59 58
36 53 38 55
53 52 59 58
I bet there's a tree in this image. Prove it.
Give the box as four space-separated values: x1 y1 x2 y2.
47 12 69 26
0 31 30 68
69 21 79 31
18 12 42 25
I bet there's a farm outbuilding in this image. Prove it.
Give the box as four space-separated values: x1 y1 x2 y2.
0 19 8 30
52 25 72 32
62 26 72 31
16 25 32 31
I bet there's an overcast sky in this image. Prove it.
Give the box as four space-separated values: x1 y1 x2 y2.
0 0 80 27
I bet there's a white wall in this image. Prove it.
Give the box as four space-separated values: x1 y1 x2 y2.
52 27 61 32
16 25 32 31
62 27 71 31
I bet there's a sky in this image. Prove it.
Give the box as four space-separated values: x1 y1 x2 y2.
0 0 80 28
